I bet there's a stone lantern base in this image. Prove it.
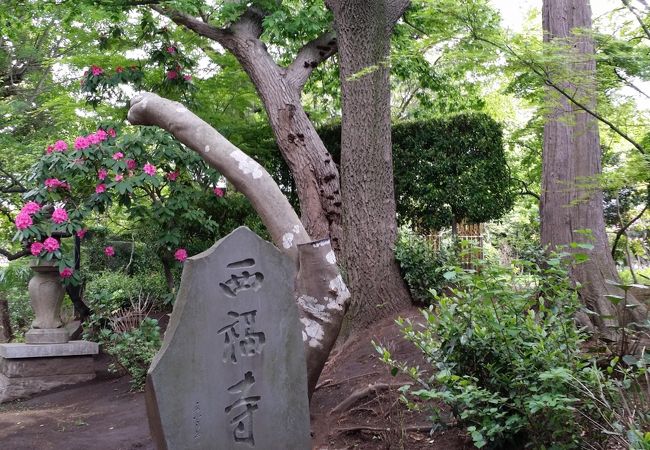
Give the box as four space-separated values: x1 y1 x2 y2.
0 340 99 403
25 320 81 344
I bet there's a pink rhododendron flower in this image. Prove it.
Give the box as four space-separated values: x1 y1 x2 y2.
98 168 107 180
43 237 59 253
108 128 116 138
60 268 74 278
115 66 124 73
213 187 224 198
166 46 176 54
174 248 188 262
112 151 124 160
166 70 178 80
95 129 108 141
87 133 101 145
104 246 115 257
21 202 41 215
30 242 44 256
143 163 156 176
76 229 87 239
126 159 137 170
183 74 192 81
91 65 103 76
15 212 32 230
114 173 123 182
74 136 89 150
54 140 68 152
95 183 106 194
51 207 68 224
166 171 179 181
44 178 69 190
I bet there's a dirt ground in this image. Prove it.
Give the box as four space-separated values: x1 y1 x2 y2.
0 306 473 450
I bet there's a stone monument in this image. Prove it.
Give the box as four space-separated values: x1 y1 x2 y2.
0 261 98 403
146 227 311 449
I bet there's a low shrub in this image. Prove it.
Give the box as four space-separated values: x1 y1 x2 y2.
377 254 649 449
84 270 169 317
395 229 451 303
98 316 161 390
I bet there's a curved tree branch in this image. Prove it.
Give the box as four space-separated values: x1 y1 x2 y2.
287 30 338 90
127 92 350 397
470 33 648 156
611 203 648 259
0 248 30 261
128 92 306 262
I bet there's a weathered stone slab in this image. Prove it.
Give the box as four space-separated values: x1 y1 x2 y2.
0 352 97 403
0 356 94 378
0 341 98 358
146 227 310 450
0 371 95 403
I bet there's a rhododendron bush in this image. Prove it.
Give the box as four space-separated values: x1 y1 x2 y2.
15 125 225 283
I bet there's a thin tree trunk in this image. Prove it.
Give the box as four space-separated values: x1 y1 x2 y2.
161 257 175 294
540 0 647 331
66 234 90 320
0 292 13 343
327 0 412 333
617 195 638 283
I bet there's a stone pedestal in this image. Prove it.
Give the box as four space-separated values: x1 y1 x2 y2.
0 341 99 403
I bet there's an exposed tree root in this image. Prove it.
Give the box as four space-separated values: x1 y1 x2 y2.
330 382 411 415
316 371 381 391
335 425 432 434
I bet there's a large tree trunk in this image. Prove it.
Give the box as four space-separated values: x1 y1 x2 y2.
541 0 647 331
327 0 412 332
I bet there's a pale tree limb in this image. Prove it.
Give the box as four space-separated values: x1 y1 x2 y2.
128 92 306 261
127 92 350 397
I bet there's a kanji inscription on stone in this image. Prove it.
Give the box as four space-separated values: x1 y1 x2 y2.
145 227 310 450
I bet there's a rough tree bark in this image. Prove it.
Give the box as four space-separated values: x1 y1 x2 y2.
128 93 350 397
541 0 647 331
150 3 415 334
326 0 413 332
152 6 343 251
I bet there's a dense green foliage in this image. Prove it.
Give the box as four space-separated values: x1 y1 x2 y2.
319 114 515 233
378 254 649 448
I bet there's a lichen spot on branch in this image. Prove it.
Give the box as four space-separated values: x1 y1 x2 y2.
229 149 263 179
300 317 324 348
297 295 331 322
329 275 351 305
282 232 294 249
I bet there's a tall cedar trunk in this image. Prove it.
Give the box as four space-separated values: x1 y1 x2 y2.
327 0 412 332
541 0 647 331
